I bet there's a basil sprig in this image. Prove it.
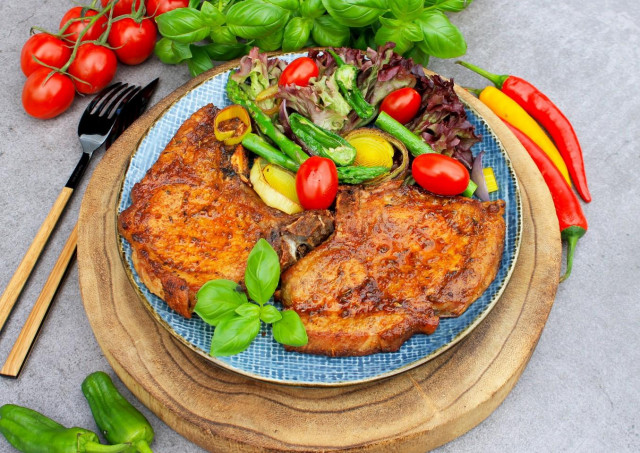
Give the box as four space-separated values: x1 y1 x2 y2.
194 239 308 357
155 0 473 76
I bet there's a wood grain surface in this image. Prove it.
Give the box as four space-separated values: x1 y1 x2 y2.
77 57 561 452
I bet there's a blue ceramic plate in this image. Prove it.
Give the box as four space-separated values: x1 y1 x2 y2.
117 52 522 386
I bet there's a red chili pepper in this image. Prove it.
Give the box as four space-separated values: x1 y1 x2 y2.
505 121 587 281
457 61 591 203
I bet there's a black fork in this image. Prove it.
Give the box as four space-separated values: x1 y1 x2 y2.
0 82 142 334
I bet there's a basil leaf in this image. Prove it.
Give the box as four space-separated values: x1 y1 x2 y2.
260 305 282 324
200 1 225 27
194 279 247 326
244 238 280 305
204 42 251 61
226 1 290 39
210 25 238 44
210 314 261 356
235 302 261 319
375 20 413 54
388 0 423 21
424 0 473 13
156 8 211 44
282 17 313 51
265 0 299 11
299 0 325 18
415 10 467 59
154 37 193 64
405 44 430 67
255 28 284 51
321 0 388 27
189 0 201 8
272 310 308 347
312 15 350 47
187 45 214 76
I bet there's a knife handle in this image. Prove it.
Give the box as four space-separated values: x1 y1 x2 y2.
0 187 73 333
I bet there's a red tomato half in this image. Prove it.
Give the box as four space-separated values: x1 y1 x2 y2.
101 0 143 16
20 34 71 77
68 43 117 94
295 157 338 210
146 0 190 18
279 57 319 87
412 153 470 196
59 7 107 43
22 68 75 119
380 87 421 124
108 18 157 65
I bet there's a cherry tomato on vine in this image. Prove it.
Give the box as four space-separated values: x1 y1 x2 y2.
412 153 470 196
107 18 157 65
295 156 338 210
279 57 319 87
100 0 143 17
59 7 107 43
146 0 189 18
22 68 75 120
380 87 422 124
68 43 117 94
20 34 71 77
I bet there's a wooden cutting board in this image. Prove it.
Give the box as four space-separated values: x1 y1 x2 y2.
77 57 561 452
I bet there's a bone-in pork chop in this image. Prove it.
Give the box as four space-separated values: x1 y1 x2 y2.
118 104 333 318
279 181 505 356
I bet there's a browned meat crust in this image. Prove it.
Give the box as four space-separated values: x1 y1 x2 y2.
118 104 333 318
279 181 506 356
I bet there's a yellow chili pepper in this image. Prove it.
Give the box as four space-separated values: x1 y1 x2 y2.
475 86 571 186
214 105 251 145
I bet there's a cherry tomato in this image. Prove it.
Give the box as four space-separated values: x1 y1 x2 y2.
279 57 319 87
145 0 189 18
380 87 422 124
20 34 71 77
412 153 470 196
68 43 117 94
100 0 143 16
59 7 107 43
22 68 75 119
108 18 157 65
295 157 338 210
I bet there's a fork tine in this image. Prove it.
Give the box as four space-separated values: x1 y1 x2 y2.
113 86 142 117
99 84 138 118
87 82 124 114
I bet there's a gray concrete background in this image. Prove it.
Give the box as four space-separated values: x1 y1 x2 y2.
0 0 638 451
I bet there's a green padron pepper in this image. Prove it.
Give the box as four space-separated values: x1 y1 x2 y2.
82 372 154 453
0 404 130 453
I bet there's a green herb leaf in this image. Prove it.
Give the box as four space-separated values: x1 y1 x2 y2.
321 0 388 27
154 37 193 64
272 310 308 347
405 45 430 67
260 305 282 324
189 0 201 8
194 279 247 326
388 0 423 21
210 25 238 44
255 28 284 51
204 42 251 60
244 238 280 305
282 17 313 51
235 302 261 319
226 1 290 39
264 0 300 11
200 1 225 27
424 0 474 13
210 314 261 356
415 10 467 59
156 8 211 44
312 15 350 47
187 45 214 76
299 0 325 18
374 20 413 54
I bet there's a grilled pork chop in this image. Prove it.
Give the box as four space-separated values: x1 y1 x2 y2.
118 104 334 318
279 181 506 356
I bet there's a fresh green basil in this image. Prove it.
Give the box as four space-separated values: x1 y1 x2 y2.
405 44 430 67
188 0 201 8
187 44 215 76
204 42 251 60
194 279 247 326
260 304 282 323
321 0 388 27
244 238 280 305
154 37 193 64
415 10 466 59
210 314 261 356
210 25 238 44
375 18 414 54
265 0 300 11
226 1 290 39
312 15 350 47
388 0 423 21
282 17 313 51
299 0 325 18
255 28 284 51
200 1 226 27
235 302 261 319
156 8 211 44
424 0 473 13
272 310 308 346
